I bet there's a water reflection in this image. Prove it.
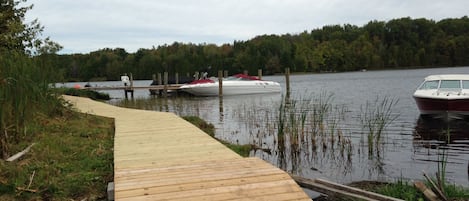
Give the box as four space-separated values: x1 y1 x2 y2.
413 115 469 147
219 98 224 122
413 115 469 184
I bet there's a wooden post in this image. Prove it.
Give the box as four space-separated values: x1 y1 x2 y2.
130 73 133 88
157 73 162 96
258 69 262 80
218 70 223 97
150 74 157 96
124 73 134 99
157 73 162 85
163 71 168 97
223 70 228 78
285 68 290 96
175 72 179 84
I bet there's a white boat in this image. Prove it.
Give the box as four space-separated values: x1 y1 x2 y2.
180 74 281 96
413 74 469 117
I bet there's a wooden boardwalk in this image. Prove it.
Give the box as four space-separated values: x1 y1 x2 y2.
84 84 184 91
63 95 310 201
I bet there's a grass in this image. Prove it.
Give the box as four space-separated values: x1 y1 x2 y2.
358 178 469 201
0 50 114 200
0 109 114 200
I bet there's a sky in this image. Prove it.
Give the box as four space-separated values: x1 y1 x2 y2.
24 0 469 54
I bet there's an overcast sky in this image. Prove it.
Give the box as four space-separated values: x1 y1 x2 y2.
24 0 468 54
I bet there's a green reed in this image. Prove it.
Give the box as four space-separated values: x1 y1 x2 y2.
429 128 450 197
359 96 399 157
270 92 353 170
0 52 64 158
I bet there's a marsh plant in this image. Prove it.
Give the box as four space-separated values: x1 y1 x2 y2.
279 93 353 170
234 91 353 173
0 52 64 159
359 96 399 158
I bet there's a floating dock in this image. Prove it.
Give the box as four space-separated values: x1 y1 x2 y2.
63 95 310 200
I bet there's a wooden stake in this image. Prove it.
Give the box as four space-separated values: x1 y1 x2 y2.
414 181 439 201
423 172 448 201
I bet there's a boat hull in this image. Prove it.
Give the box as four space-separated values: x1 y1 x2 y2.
413 96 469 117
180 80 281 96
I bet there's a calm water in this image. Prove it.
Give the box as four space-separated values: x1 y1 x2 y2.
63 67 469 187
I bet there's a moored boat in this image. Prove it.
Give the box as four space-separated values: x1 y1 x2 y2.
180 74 281 96
413 74 469 118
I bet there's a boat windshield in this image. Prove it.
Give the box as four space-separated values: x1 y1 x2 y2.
463 80 469 89
419 80 439 89
440 80 460 89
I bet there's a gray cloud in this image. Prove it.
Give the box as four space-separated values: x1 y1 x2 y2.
24 0 469 53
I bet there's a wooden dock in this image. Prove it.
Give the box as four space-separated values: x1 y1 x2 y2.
84 84 185 98
84 84 184 91
62 95 310 201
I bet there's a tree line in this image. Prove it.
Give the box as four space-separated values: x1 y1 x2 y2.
45 16 469 81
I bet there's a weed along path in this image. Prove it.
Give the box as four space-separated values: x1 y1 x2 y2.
62 95 310 201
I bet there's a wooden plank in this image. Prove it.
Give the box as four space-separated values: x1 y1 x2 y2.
115 161 282 188
117 180 306 200
113 134 223 146
115 158 256 177
314 178 404 201
117 157 261 171
291 175 404 201
119 184 308 201
114 153 241 169
116 172 290 197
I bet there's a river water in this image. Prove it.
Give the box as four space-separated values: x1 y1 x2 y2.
63 67 469 187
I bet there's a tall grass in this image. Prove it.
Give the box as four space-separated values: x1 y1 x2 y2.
359 96 399 157
0 52 64 158
266 92 353 171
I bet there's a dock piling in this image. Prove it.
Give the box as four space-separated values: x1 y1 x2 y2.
163 72 168 97
124 73 134 99
218 70 223 97
285 68 290 96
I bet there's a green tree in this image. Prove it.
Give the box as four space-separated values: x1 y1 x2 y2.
50 16 469 80
1 0 63 158
0 0 61 55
